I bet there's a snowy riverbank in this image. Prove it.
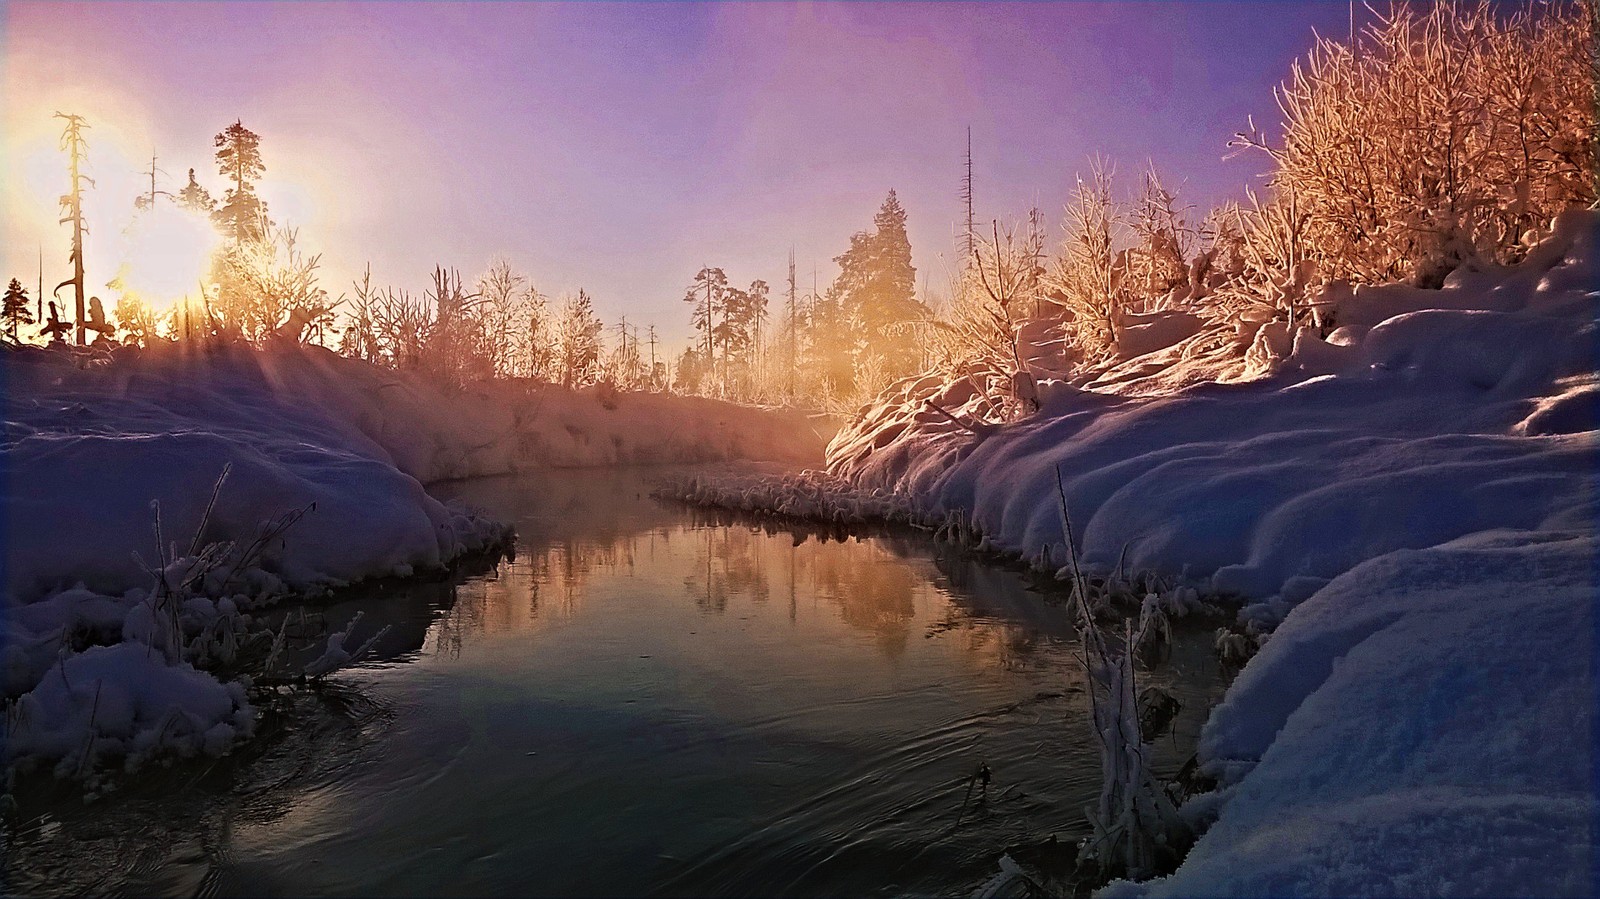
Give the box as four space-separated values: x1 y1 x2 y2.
817 211 1596 893
2 342 828 778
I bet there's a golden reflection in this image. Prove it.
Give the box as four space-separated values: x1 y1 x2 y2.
803 536 918 658
420 513 1072 670
683 526 771 613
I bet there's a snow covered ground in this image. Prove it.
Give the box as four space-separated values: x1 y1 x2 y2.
817 211 1596 893
2 341 827 777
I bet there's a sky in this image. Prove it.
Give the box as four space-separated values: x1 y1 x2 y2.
2 1 1357 348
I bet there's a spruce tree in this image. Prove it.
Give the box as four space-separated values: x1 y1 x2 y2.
2 278 35 341
831 190 922 380
177 167 216 215
213 121 270 243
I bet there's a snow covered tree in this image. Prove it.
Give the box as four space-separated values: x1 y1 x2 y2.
1233 0 1597 287
525 292 554 382
2 278 34 341
1047 160 1132 362
832 190 923 379
422 265 489 386
213 224 333 344
476 258 539 378
1128 166 1191 305
555 290 603 389
339 265 384 363
213 120 270 244
113 293 158 346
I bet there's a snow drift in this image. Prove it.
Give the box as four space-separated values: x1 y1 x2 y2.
4 342 828 601
820 211 1598 893
829 210 1597 614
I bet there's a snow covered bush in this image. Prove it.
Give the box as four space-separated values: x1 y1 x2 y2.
1233 0 1597 288
1047 159 1133 364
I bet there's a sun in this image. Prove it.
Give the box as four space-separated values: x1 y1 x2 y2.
112 204 223 312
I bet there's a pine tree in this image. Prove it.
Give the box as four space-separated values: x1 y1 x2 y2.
2 278 35 341
683 266 729 392
176 167 216 215
213 121 270 243
831 190 923 380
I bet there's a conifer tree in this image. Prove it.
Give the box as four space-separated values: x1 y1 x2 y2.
831 190 923 379
213 121 270 243
2 278 35 341
176 167 216 215
684 266 729 390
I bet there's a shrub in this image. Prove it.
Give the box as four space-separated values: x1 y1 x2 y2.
1234 0 1597 288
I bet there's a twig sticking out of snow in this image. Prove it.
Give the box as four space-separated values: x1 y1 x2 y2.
1054 463 1191 882
922 399 997 437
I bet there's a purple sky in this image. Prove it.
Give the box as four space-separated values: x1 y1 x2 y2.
4 1 1355 346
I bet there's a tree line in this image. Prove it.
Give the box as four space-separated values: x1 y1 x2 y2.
8 1 1591 415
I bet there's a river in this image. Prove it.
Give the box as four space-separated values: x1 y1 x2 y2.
4 467 1227 898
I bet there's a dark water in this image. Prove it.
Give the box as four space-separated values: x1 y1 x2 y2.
4 468 1227 898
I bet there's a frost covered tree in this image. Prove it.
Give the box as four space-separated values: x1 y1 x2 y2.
213 120 270 244
1128 167 1192 305
212 224 333 343
2 278 34 341
555 290 604 389
832 190 923 379
339 265 385 364
421 265 489 386
1232 0 1597 287
1047 160 1132 362
476 258 541 379
113 293 158 347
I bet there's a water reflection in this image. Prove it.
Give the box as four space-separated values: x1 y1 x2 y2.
419 499 1021 669
4 469 1229 899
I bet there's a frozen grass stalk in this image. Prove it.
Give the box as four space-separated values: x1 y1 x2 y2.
1054 462 1190 881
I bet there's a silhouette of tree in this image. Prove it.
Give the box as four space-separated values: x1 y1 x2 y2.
213 121 270 243
113 294 157 347
54 112 92 345
176 167 216 215
2 278 35 341
684 266 729 390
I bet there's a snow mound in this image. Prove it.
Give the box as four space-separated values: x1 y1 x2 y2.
828 211 1599 609
1109 529 1594 896
820 211 1599 894
8 642 255 778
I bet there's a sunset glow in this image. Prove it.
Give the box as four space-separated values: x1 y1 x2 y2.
3 2 1593 896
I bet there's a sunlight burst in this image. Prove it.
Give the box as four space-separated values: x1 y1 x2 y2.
113 204 222 310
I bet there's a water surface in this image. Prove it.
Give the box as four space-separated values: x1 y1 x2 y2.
7 467 1227 898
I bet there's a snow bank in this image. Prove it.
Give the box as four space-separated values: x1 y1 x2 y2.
829 211 1598 610
1108 529 1594 896
819 212 1599 892
4 342 827 601
3 341 823 777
